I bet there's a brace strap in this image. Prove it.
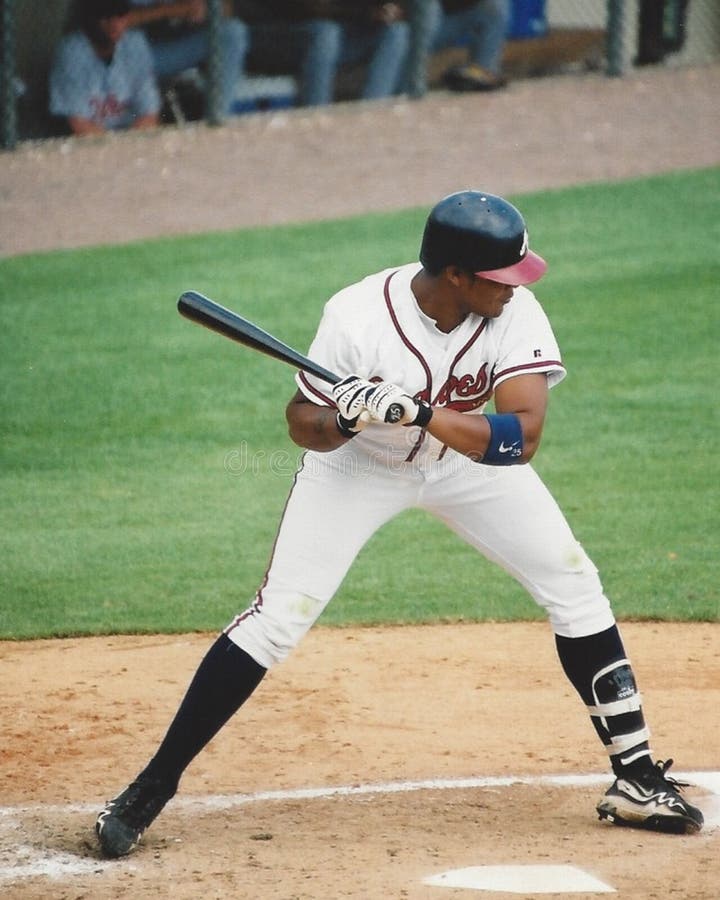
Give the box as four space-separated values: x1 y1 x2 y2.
586 694 643 717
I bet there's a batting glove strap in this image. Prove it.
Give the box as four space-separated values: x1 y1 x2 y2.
336 412 363 438
412 399 433 428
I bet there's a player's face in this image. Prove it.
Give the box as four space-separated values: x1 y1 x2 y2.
461 274 516 319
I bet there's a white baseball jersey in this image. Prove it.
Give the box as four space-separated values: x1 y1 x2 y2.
225 262 615 668
296 262 566 467
50 29 160 130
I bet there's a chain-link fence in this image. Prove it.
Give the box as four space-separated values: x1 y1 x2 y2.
1 0 718 150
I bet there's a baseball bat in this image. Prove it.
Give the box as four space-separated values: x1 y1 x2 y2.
177 291 406 423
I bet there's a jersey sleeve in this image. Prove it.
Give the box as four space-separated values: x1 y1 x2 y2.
294 297 363 405
491 288 566 390
294 274 390 406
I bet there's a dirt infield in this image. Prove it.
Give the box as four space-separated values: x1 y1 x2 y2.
1 623 719 898
1 64 719 897
1 64 719 256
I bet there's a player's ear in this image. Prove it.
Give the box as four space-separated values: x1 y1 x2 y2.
444 265 471 288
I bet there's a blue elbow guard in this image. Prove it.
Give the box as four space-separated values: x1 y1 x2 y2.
481 413 524 465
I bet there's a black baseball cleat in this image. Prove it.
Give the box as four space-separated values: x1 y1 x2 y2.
596 759 703 834
96 774 176 858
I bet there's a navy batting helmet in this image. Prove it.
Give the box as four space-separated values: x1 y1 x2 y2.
419 190 547 285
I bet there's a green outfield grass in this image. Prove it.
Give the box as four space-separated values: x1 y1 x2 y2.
1 168 718 639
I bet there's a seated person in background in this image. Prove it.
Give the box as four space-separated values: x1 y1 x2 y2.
237 1 410 107
424 0 510 92
49 0 161 136
127 1 249 116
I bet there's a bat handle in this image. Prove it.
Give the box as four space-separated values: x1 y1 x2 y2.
385 402 406 424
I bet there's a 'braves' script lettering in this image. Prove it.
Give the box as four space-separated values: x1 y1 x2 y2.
418 364 493 413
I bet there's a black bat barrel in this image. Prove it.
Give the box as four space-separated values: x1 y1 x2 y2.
177 291 340 385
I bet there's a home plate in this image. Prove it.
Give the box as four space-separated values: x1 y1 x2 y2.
424 864 615 893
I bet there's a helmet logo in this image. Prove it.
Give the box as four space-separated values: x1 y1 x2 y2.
520 229 529 259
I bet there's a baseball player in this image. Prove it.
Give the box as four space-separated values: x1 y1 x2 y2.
96 190 703 858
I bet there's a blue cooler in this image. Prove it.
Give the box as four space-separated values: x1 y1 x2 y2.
232 76 298 115
508 0 548 39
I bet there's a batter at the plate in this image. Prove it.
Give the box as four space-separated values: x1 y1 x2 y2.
96 190 703 858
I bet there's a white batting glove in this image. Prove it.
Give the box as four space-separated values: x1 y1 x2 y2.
332 375 376 419
364 382 433 427
332 374 377 438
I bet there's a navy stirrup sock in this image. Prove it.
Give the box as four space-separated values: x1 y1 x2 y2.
141 633 266 788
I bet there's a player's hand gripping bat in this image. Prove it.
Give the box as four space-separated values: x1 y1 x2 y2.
177 291 406 423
